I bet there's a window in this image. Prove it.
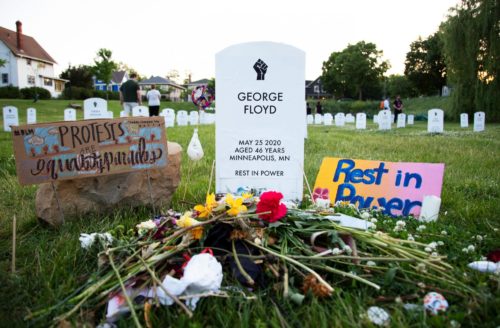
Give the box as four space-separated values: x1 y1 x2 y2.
27 58 32 65
314 85 319 93
27 75 35 85
1 73 7 84
44 78 53 86
55 80 64 92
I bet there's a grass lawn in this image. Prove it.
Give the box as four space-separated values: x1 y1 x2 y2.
0 99 499 327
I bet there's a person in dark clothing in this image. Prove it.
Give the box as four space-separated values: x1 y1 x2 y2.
393 95 403 123
306 103 312 115
316 101 323 115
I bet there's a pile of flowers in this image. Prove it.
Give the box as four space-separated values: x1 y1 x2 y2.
29 190 478 325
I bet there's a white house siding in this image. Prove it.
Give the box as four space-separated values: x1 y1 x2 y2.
0 41 19 87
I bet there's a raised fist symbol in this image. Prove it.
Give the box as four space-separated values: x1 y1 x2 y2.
253 59 268 80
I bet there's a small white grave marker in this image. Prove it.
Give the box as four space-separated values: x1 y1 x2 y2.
161 108 176 127
427 109 444 133
335 113 345 126
176 110 189 126
460 113 468 128
323 113 333 126
306 114 314 125
345 113 355 123
106 111 114 119
64 108 77 121
120 110 128 118
132 106 149 117
83 97 108 119
373 114 378 124
3 106 19 131
189 111 199 125
397 113 406 128
378 110 391 130
314 114 323 125
356 113 366 129
27 107 37 124
407 114 414 125
473 112 485 132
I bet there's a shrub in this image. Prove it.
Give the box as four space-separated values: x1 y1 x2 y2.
62 86 93 100
0 85 20 98
92 90 120 100
20 87 51 100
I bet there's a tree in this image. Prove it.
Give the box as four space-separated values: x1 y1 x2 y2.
117 61 141 80
92 48 117 96
386 75 418 98
404 32 447 96
321 41 389 100
441 0 499 121
0 59 5 68
59 64 94 89
166 69 180 84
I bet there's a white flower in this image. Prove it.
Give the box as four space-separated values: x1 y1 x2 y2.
136 220 156 231
79 232 113 250
282 200 298 209
462 248 469 253
425 247 432 253
431 252 439 257
467 245 475 252
396 220 406 227
407 234 415 242
366 306 390 326
348 203 357 209
416 225 426 232
370 218 378 224
428 242 438 249
366 261 377 267
437 241 444 246
416 263 426 272
475 235 483 242
361 212 370 220
395 296 403 304
331 247 342 255
441 230 448 236
343 245 352 254
417 282 425 288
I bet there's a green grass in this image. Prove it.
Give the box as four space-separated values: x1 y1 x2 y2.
0 100 499 327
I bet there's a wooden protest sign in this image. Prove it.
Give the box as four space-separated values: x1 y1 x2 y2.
11 117 168 185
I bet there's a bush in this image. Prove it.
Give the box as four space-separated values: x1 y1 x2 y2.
20 87 51 100
92 90 120 100
0 85 20 98
61 86 93 100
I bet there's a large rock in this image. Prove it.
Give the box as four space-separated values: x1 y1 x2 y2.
36 142 182 225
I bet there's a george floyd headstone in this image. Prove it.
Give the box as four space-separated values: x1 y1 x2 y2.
427 109 444 133
176 110 188 126
378 110 391 130
314 113 323 125
215 41 305 200
64 108 77 121
161 108 176 127
460 113 468 128
189 111 199 125
306 114 314 125
3 106 19 132
335 113 345 126
473 112 485 132
83 98 107 120
323 113 333 126
407 114 414 125
397 113 406 128
132 106 149 117
356 113 366 129
27 107 37 124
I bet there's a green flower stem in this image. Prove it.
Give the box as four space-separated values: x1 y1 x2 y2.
232 240 255 286
310 264 381 290
246 240 334 292
108 252 143 328
289 255 417 262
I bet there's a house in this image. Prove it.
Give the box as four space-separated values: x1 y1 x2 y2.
138 76 186 102
185 78 211 90
94 70 129 92
305 77 330 99
0 21 67 97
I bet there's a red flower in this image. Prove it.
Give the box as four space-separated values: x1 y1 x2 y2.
256 191 287 223
313 187 329 201
487 249 500 263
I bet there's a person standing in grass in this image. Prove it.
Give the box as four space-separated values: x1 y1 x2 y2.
316 101 323 115
393 95 403 123
119 72 141 116
146 84 161 116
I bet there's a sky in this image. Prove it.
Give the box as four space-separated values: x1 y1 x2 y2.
0 0 460 82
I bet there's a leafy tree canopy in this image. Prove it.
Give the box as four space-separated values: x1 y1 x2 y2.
92 48 117 86
59 64 94 89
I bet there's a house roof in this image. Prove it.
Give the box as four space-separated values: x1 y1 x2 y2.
0 26 56 64
186 78 210 86
139 76 186 90
112 71 127 84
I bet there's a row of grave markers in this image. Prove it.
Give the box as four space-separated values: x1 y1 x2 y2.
306 109 486 132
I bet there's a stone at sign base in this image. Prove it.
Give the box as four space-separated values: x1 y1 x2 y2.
35 142 182 225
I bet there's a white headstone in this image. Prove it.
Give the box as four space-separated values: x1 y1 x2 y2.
215 41 305 200
176 110 189 126
189 111 199 125
132 106 149 117
373 114 379 124
120 110 128 118
106 111 114 119
199 111 209 125
460 113 468 128
355 113 366 129
345 113 355 123
323 113 333 126
161 108 176 127
64 108 77 121
306 114 314 125
208 113 216 124
83 97 108 119
335 113 345 126
378 110 391 130
407 114 414 125
397 113 406 128
314 113 323 125
473 112 485 132
391 114 395 123
3 106 19 131
427 109 444 133
27 107 37 124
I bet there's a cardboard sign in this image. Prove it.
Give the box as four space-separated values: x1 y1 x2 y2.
314 157 445 217
11 117 167 185
215 42 305 200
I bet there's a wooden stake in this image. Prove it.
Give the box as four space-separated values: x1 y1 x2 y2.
146 170 156 214
12 215 16 274
51 182 65 224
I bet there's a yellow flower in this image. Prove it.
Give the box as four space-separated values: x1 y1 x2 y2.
191 227 204 240
225 194 247 216
194 193 219 218
176 211 203 239
241 192 254 200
